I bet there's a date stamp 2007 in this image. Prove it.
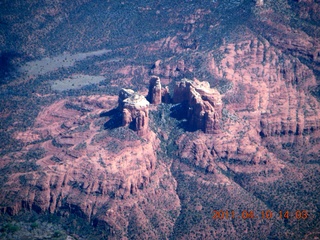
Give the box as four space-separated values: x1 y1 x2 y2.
212 210 308 220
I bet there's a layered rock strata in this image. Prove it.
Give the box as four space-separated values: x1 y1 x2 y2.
148 76 171 104
173 79 222 133
119 77 222 135
207 35 320 140
0 96 180 239
118 89 150 137
147 76 162 104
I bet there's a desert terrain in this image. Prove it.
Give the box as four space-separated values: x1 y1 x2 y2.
0 0 320 239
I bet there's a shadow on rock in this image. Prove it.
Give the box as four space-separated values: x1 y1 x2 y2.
311 85 320 102
101 108 122 130
169 102 195 132
169 102 188 120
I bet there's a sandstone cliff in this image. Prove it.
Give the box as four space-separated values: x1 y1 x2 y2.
207 34 320 140
1 1 320 238
147 76 162 105
118 89 150 137
173 78 222 133
168 31 320 192
2 96 180 239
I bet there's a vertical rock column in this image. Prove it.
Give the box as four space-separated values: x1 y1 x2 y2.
118 89 150 137
148 76 162 105
204 111 220 134
135 110 148 137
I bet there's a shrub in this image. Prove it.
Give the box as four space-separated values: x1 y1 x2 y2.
30 222 38 229
3 223 20 233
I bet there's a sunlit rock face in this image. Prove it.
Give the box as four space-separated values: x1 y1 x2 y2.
118 89 150 137
173 78 222 133
0 95 180 239
118 88 135 110
147 76 162 105
207 35 320 140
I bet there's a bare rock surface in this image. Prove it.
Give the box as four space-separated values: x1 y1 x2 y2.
147 76 162 105
207 34 320 140
1 0 320 239
118 89 150 137
1 96 180 239
173 78 222 133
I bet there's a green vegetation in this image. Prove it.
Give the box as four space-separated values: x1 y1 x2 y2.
24 148 46 161
74 141 87 150
149 103 184 161
0 211 114 240
0 0 319 239
1 223 20 233
221 108 239 122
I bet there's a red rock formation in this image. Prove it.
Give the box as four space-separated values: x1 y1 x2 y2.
161 33 320 190
207 35 320 140
252 4 320 71
0 96 180 239
173 78 222 133
161 86 171 104
172 80 190 104
118 88 134 110
2 1 320 239
118 89 150 137
147 76 162 104
150 59 193 81
204 111 220 134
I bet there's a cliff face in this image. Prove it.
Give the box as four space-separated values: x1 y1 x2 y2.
118 89 150 137
173 79 222 133
1 0 320 238
207 34 320 140
119 77 223 137
172 32 320 188
1 96 180 239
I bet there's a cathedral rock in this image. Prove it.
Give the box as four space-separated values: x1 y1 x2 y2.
118 89 150 137
173 78 222 133
117 77 222 136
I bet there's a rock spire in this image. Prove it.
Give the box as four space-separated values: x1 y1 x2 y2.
118 89 150 137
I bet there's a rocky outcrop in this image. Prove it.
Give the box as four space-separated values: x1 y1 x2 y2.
118 77 222 136
147 76 162 104
252 3 320 71
207 35 320 140
118 88 134 110
161 86 171 104
173 79 222 133
150 59 192 80
146 76 171 104
118 89 150 137
2 1 320 239
1 96 180 239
